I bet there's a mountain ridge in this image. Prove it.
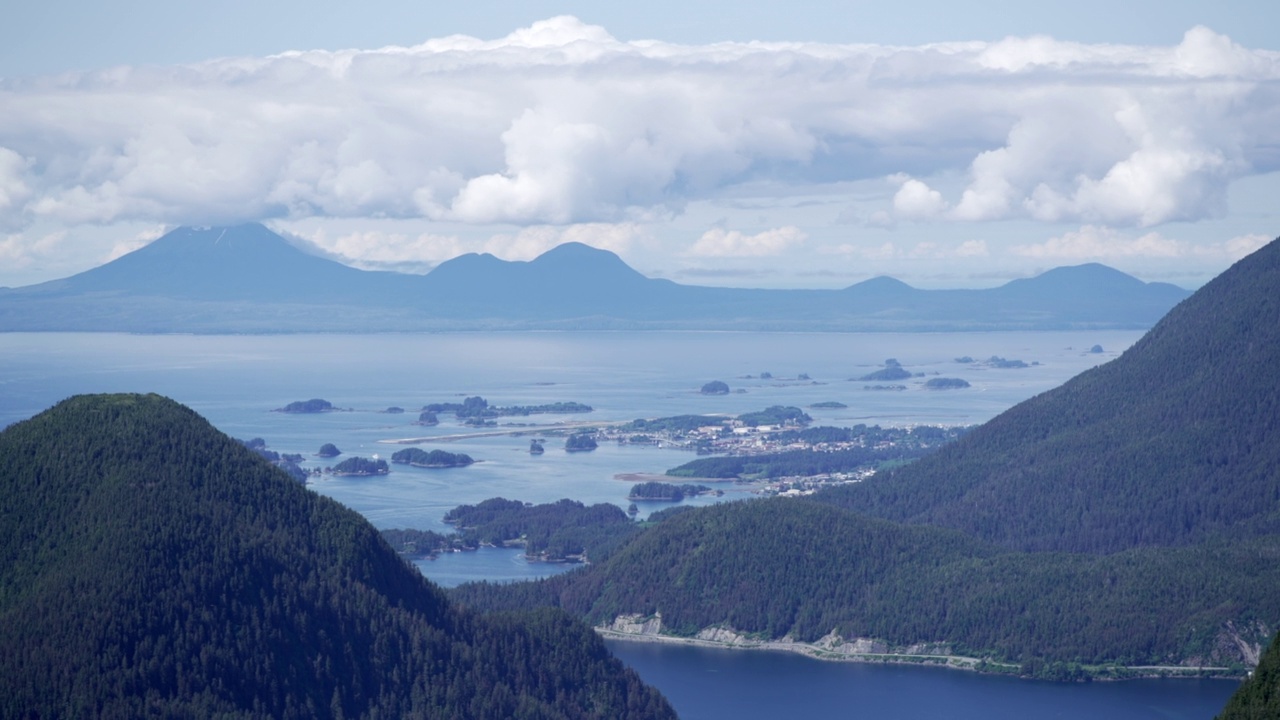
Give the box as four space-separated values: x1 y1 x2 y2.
0 223 1190 332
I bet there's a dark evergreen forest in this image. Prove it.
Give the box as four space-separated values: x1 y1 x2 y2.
0 394 674 719
1216 634 1280 719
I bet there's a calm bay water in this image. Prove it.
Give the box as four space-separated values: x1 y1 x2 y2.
607 642 1239 720
0 330 1242 718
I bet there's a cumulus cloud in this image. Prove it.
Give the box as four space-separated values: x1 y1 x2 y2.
1013 226 1187 259
104 226 167 263
482 222 646 260
688 226 807 257
0 229 68 270
823 242 900 261
297 228 468 272
956 239 989 257
1221 233 1272 258
1012 226 1272 261
294 221 646 271
0 17 1277 236
892 178 947 220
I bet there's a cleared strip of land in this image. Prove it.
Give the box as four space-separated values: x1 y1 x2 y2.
379 420 630 444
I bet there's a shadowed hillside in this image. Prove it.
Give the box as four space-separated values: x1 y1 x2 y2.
0 394 674 719
818 236 1280 553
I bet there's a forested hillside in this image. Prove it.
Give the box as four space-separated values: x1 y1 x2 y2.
1216 634 1280 719
0 394 673 719
818 236 1280 553
455 499 1280 670
454 238 1280 674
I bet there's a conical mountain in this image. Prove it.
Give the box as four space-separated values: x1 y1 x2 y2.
821 237 1280 553
26 223 414 304
0 393 674 719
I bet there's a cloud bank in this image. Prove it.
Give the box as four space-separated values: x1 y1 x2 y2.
1 17 1277 239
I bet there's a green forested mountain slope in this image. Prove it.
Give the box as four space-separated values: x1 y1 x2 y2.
0 394 673 719
454 498 1280 669
1217 634 1280 719
455 238 1280 671
818 236 1280 553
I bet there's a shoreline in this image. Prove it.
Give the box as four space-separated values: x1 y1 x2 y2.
594 627 1240 681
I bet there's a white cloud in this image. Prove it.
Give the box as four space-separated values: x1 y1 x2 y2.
294 221 647 270
0 147 31 218
0 230 68 270
1216 232 1272 260
482 223 647 260
688 226 807 257
289 227 467 271
892 178 947 220
1011 225 1274 261
823 242 899 260
104 225 166 263
1013 226 1187 259
0 18 1277 237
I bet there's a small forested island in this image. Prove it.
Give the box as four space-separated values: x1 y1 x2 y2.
422 396 593 421
610 407 813 452
857 359 912 382
530 439 545 455
810 401 848 409
924 377 970 390
863 384 906 391
331 456 389 476
439 497 638 562
700 380 730 395
390 448 475 468
275 398 334 413
737 405 811 427
416 411 439 426
379 527 465 559
1090 344 1105 353
628 481 716 502
624 414 725 433
985 355 1031 369
565 433 598 452
382 406 405 414
316 442 341 458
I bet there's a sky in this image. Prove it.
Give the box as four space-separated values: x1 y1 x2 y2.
1 0 1278 290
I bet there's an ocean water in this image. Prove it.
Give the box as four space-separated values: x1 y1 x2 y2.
608 641 1239 720
1 330 1139 535
0 330 1242 718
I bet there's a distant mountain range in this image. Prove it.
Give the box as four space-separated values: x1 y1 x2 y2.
0 223 1190 332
